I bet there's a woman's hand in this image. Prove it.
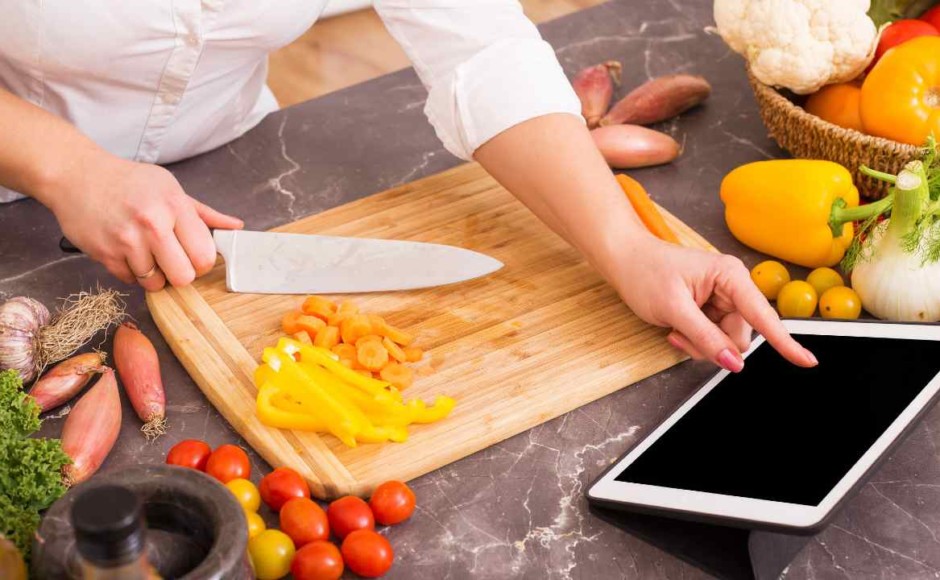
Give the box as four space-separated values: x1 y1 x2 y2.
46 151 243 291
613 237 817 371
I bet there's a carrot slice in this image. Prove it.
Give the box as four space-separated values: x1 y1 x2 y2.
297 315 326 338
355 334 383 348
379 363 414 390
383 337 407 363
340 315 373 345
403 346 424 363
281 311 305 335
378 322 414 347
616 174 680 244
338 301 359 315
331 343 357 360
314 325 340 349
292 331 313 345
357 341 389 371
327 312 350 327
302 296 336 321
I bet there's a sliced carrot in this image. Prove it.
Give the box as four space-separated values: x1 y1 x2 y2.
403 346 424 362
338 301 359 315
368 314 385 329
616 174 679 244
340 315 373 345
314 325 340 349
378 322 414 347
357 341 389 371
297 315 326 338
327 312 351 327
339 359 354 369
301 296 336 321
281 311 305 335
331 343 357 360
383 337 407 363
380 363 414 390
292 331 313 345
355 334 383 348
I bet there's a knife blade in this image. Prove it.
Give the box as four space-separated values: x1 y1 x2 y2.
213 229 503 294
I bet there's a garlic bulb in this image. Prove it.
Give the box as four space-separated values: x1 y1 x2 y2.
0 297 50 382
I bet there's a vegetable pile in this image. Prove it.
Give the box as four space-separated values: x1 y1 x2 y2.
166 442 413 579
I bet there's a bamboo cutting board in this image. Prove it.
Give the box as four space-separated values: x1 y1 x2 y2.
147 163 714 499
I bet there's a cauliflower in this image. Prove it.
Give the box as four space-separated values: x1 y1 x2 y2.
714 0 878 94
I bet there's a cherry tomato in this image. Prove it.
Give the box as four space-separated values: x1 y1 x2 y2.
291 541 344 580
872 19 939 66
248 529 296 580
806 267 844 298
225 478 261 513
819 286 862 320
341 529 393 578
245 510 266 540
369 481 416 526
260 467 310 511
327 496 375 540
280 498 330 547
165 439 211 471
205 444 251 484
922 5 940 30
750 260 790 300
776 281 818 318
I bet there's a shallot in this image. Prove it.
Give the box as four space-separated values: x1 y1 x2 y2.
114 322 166 440
28 351 106 412
571 61 622 128
591 124 681 169
61 368 122 485
600 74 711 127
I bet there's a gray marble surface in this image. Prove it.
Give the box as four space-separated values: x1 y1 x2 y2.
3 0 940 578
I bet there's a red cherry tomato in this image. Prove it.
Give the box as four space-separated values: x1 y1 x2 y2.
165 439 212 471
327 496 375 540
259 467 310 511
368 481 416 526
291 541 344 580
921 6 940 30
204 444 250 484
280 498 329 547
873 19 939 65
341 529 393 578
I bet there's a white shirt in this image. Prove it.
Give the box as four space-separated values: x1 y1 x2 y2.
0 0 580 203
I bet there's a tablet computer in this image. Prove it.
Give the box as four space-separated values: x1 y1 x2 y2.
587 320 940 533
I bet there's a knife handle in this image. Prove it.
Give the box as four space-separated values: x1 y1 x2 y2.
60 236 82 253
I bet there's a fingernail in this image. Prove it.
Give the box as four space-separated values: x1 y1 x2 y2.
717 349 744 373
804 349 819 366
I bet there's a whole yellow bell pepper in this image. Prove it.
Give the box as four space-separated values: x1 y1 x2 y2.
720 160 890 268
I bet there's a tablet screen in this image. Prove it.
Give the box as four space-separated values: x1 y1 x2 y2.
615 333 940 506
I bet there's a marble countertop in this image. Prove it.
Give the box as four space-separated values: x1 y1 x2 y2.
4 1 940 578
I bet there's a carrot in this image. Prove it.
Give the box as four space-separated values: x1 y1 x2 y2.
379 363 414 391
282 311 305 334
331 343 357 360
383 337 407 363
376 321 414 347
340 315 373 345
357 341 390 371
327 312 351 327
297 315 326 338
403 346 424 363
292 331 313 345
338 301 359 315
314 325 340 349
355 334 383 347
302 296 336 321
615 174 680 244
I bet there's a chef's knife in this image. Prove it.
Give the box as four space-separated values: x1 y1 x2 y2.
59 230 503 294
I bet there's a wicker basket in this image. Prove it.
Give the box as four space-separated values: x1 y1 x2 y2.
747 70 919 199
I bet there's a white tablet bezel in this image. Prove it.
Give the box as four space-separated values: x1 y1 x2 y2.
587 319 940 530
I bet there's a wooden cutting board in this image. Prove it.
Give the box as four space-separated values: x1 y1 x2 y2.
147 163 714 499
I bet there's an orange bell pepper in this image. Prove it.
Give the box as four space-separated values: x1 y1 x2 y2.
805 82 863 133
860 36 940 146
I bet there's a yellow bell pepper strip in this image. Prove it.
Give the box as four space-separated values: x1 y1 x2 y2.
406 396 457 424
256 382 324 431
720 160 892 268
277 338 399 401
262 348 361 447
300 362 414 427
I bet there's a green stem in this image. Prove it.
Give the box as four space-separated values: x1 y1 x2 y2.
860 165 898 184
888 161 929 238
829 194 894 237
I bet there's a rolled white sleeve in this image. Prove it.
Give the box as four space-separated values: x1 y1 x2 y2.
374 0 582 160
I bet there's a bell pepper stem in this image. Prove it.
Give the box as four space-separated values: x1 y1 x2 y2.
859 165 898 184
828 194 894 237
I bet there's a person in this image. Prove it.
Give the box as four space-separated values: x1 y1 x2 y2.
0 1 816 373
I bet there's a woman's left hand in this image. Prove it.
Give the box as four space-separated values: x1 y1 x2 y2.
613 237 818 372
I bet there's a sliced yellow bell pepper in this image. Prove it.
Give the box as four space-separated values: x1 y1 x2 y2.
256 382 324 431
407 396 456 424
277 338 398 400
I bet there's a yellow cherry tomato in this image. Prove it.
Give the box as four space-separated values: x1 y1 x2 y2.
245 509 266 540
225 478 261 513
819 286 862 320
248 529 295 580
750 260 791 300
777 281 818 318
806 267 844 298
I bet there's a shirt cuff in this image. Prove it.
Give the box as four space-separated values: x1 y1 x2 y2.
424 38 582 161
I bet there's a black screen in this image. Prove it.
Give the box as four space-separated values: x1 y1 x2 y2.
616 334 940 506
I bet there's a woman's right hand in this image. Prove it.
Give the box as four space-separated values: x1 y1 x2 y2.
46 150 243 291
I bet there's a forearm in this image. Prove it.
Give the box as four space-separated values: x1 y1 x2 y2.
473 113 656 284
0 88 104 209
